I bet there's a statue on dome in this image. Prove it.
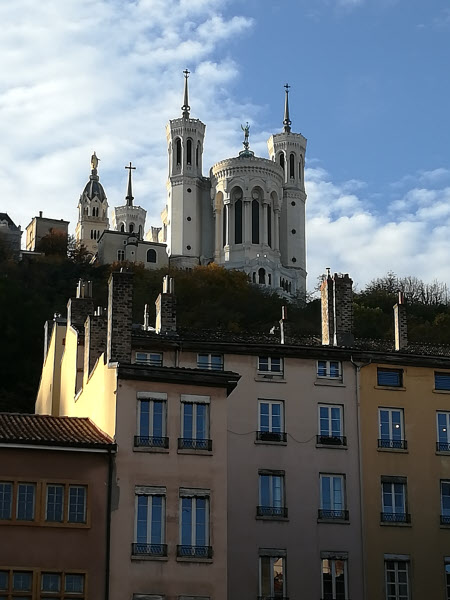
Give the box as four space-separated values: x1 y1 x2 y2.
241 122 250 151
91 152 99 170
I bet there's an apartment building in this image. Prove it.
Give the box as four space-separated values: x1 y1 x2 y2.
0 413 114 600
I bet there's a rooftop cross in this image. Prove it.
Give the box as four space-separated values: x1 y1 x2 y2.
125 162 136 206
182 69 190 119
283 83 292 133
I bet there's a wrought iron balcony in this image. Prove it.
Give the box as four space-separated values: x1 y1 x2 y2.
316 435 347 446
256 431 287 443
381 512 411 524
177 545 212 558
441 515 450 525
134 436 169 449
178 438 212 451
437 441 450 452
318 509 349 520
378 438 407 450
257 506 288 518
132 543 167 557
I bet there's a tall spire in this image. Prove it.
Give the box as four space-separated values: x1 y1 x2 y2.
181 69 190 119
125 162 136 207
283 83 292 133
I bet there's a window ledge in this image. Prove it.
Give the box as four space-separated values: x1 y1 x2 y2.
315 444 348 450
317 518 350 525
177 449 213 456
254 440 287 447
133 447 170 454
254 376 286 384
374 385 406 391
377 448 408 454
256 515 289 522
131 555 169 562
440 523 450 529
380 521 412 527
436 451 450 456
314 380 345 387
176 557 213 563
433 389 450 394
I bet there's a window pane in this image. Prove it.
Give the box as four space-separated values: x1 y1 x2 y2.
17 484 35 520
151 495 163 544
196 404 207 439
64 574 84 593
260 403 270 431
330 361 340 378
0 572 8 591
183 403 193 438
13 572 32 591
380 410 390 439
195 498 207 546
272 476 282 507
153 401 164 438
322 559 333 598
318 361 327 377
181 497 192 545
273 558 284 598
0 483 12 520
260 475 270 506
46 485 64 522
271 358 281 372
68 486 86 523
139 400 150 437
331 407 341 436
392 411 402 440
333 477 343 510
136 495 148 543
259 357 269 372
378 369 401 386
41 573 61 592
261 557 271 596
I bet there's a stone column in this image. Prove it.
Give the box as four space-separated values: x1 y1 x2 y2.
274 210 280 251
244 199 251 244
263 203 268 246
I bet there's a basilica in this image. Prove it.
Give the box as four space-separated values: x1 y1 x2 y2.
75 73 307 297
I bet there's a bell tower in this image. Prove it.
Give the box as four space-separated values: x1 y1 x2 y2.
267 85 307 296
164 70 207 267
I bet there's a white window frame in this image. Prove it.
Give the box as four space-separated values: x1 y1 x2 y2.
181 401 210 440
258 356 284 375
258 472 285 508
321 557 348 600
317 360 342 380
197 353 224 371
384 559 410 600
134 487 166 545
259 555 286 599
258 400 284 433
137 396 167 439
437 412 450 449
379 408 404 443
179 490 210 547
135 352 163 367
320 474 345 511
318 404 343 438
382 482 406 516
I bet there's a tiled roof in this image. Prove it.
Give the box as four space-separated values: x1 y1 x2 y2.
0 212 19 230
0 413 114 449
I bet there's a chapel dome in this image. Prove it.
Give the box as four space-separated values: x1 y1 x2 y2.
83 177 107 202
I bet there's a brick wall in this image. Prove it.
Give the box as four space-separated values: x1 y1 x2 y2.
84 314 107 376
107 271 133 363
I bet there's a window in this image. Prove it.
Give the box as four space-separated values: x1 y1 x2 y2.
385 560 409 600
289 153 295 179
68 486 86 523
258 356 283 375
437 412 450 451
179 396 211 451
317 405 345 446
441 481 450 525
445 558 450 600
252 199 260 244
147 249 157 263
267 205 272 248
378 408 406 450
317 360 342 380
197 353 224 371
117 249 125 261
258 472 287 518
133 487 166 557
257 400 286 443
0 482 12 519
136 394 168 448
319 475 348 520
377 368 403 387
321 557 348 600
0 570 33 599
381 479 409 523
135 352 163 367
17 483 35 521
259 554 286 600
40 572 85 599
186 139 192 165
435 372 450 391
178 490 211 558
234 198 243 244
46 484 64 522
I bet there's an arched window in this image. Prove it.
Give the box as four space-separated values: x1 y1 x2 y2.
120 223 125 232
279 153 285 171
252 199 259 244
258 268 266 285
196 143 200 167
147 248 157 263
252 272 256 283
268 274 272 286
186 139 192 165
235 199 243 244
290 153 295 179
129 224 134 234
267 205 272 248
176 138 182 165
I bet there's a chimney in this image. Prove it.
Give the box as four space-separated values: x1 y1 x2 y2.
67 279 94 329
107 271 134 364
394 291 408 351
39 211 43 218
321 271 354 347
155 276 176 334
84 313 107 377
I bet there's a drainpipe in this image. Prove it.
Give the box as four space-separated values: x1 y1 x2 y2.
350 356 371 600
105 448 114 600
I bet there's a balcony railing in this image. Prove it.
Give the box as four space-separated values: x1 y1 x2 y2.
132 543 167 557
441 515 450 525
381 512 411 524
318 509 349 520
134 436 169 449
177 545 212 558
135 358 163 367
257 506 288 518
257 596 288 600
316 435 347 446
197 361 224 371
256 431 287 443
378 438 408 450
437 441 450 452
178 438 212 451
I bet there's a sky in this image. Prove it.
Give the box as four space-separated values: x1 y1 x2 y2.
1 0 449 291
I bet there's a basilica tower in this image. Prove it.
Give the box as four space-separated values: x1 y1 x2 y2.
163 70 212 268
75 153 109 256
112 163 147 238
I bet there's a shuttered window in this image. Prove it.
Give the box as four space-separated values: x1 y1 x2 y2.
377 368 403 387
435 372 450 391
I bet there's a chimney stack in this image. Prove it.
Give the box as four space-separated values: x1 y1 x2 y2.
155 276 177 334
84 313 107 377
279 305 292 345
67 279 94 329
107 271 134 364
394 291 408 351
321 272 354 347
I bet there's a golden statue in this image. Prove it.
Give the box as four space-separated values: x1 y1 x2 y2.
91 151 99 170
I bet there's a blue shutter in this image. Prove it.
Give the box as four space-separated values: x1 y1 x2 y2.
435 373 450 391
377 369 402 387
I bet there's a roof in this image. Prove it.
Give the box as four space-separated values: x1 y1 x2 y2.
0 212 19 230
82 177 107 202
0 413 115 450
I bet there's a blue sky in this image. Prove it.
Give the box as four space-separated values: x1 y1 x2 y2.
1 0 449 290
